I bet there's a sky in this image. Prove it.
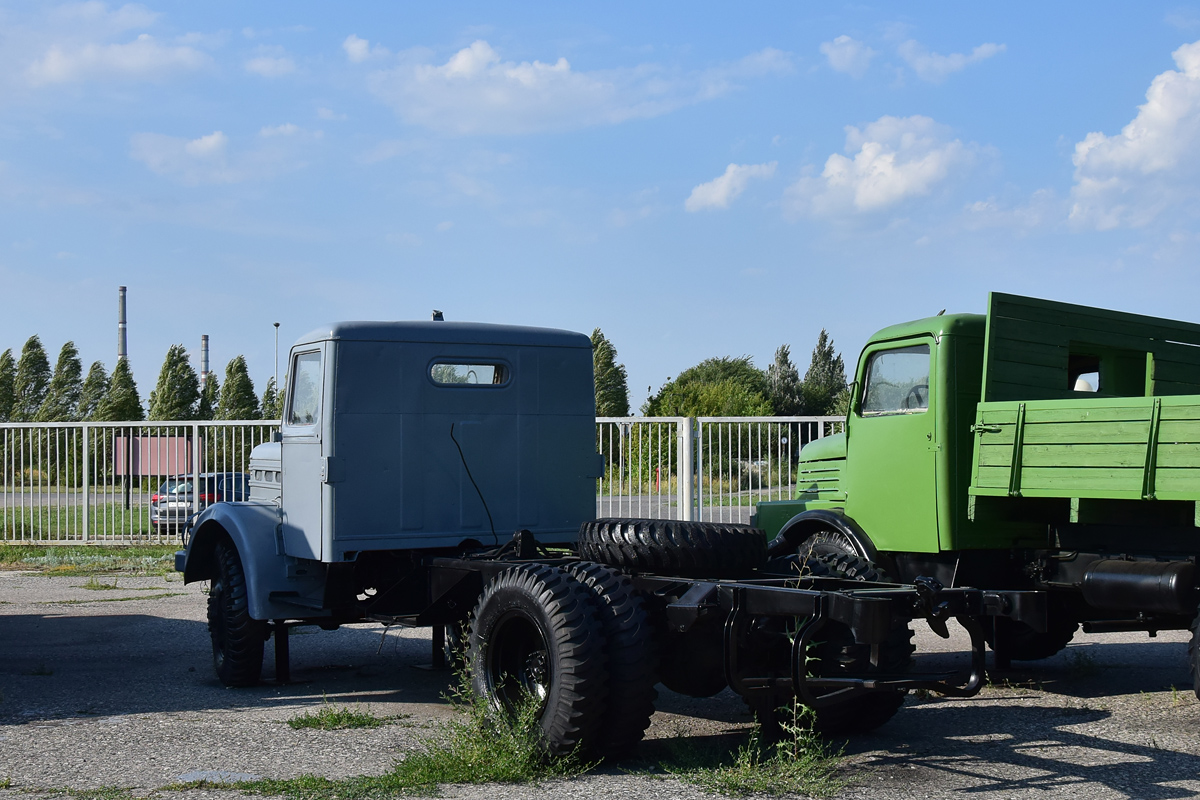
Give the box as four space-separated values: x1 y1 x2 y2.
4 2 1200 410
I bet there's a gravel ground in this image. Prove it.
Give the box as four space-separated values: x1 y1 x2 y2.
1 571 1198 799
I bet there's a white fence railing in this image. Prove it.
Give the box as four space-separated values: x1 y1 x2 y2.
1 416 845 543
0 421 279 543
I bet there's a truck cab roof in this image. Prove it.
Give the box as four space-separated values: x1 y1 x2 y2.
866 313 985 346
293 321 591 350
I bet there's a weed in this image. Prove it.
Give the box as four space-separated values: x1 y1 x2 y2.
38 787 136 800
0 544 177 576
80 576 119 590
287 701 404 731
0 776 11 789
239 675 587 798
1065 648 1100 677
41 592 185 606
23 663 53 676
666 701 847 798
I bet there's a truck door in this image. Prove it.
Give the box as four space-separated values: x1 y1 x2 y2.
281 344 327 560
844 340 940 553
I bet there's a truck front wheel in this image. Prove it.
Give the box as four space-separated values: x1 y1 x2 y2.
1190 613 1200 700
208 540 267 687
467 564 609 756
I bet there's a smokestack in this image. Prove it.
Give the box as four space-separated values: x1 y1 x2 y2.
200 334 210 388
117 286 128 361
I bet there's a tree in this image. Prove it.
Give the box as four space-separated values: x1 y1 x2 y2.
799 329 848 416
765 344 803 416
644 356 770 417
591 328 630 417
13 335 51 421
0 349 14 422
260 377 281 421
77 362 110 421
36 341 83 421
95 359 144 421
197 374 220 420
217 356 259 420
148 344 200 421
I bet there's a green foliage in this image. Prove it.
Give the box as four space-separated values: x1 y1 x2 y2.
591 328 630 417
0 544 177 575
654 379 773 417
799 330 847 417
36 341 83 422
766 344 803 416
237 677 586 798
645 356 770 417
148 344 200 421
260 377 281 421
13 335 51 421
287 701 403 730
667 702 846 798
94 359 144 421
77 362 109 421
0 348 16 422
197 374 219 420
217 356 259 420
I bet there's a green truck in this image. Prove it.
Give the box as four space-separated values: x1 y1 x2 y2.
754 292 1200 687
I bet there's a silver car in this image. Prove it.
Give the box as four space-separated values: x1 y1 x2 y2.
150 472 249 533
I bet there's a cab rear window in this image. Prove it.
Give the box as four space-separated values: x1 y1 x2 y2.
430 363 509 386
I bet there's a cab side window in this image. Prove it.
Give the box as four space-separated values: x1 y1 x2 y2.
288 351 322 426
861 345 930 415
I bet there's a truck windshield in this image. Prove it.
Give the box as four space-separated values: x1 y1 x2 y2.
861 345 930 415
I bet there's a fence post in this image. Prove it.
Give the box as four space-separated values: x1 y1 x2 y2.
81 424 90 542
678 417 695 521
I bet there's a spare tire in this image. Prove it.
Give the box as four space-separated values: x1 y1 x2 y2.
577 518 767 578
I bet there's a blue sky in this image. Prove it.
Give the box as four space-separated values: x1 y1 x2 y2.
4 2 1200 409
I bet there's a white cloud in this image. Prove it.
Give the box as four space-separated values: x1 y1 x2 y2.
130 127 318 185
897 39 1005 83
1070 40 1200 229
50 3 159 35
245 55 295 78
260 123 299 137
436 221 454 232
365 40 792 135
819 35 875 79
317 107 346 121
685 162 777 211
343 34 389 63
27 33 208 85
785 115 971 216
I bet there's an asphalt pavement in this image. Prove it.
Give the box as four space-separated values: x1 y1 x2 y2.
0 571 1197 799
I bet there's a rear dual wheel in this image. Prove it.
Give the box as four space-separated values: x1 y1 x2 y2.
467 562 658 757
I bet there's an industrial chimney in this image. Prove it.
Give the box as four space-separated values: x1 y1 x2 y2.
117 286 128 361
200 334 210 388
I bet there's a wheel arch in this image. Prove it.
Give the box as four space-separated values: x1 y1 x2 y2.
767 509 878 562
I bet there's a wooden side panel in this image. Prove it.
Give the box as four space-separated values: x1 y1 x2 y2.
981 293 1200 402
969 396 1200 502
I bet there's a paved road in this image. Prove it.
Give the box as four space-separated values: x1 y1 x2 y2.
0 572 1197 799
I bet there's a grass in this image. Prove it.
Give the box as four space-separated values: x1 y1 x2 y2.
40 592 186 605
287 701 406 731
0 502 169 541
0 544 177 576
664 701 847 798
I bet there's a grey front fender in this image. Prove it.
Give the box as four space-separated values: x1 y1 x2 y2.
182 502 329 621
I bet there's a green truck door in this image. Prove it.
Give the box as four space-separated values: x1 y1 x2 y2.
845 341 940 553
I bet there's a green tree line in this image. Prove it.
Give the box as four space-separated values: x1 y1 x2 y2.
0 336 282 423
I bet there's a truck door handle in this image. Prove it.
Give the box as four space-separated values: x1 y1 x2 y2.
971 424 1002 434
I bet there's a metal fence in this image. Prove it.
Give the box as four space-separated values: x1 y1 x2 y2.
598 416 844 523
0 421 279 543
1 415 844 543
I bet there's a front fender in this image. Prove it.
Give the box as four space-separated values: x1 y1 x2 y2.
767 508 878 562
182 502 329 621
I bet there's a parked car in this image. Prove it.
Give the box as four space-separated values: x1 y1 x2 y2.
151 472 249 532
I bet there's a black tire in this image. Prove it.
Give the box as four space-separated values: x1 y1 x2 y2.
565 562 659 756
984 602 1078 661
1189 612 1200 700
467 564 609 756
208 540 267 687
577 517 767 578
805 553 914 735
